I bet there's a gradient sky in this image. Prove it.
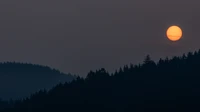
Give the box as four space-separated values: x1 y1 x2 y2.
0 0 199 76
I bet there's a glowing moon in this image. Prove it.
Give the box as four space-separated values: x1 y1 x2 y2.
166 25 182 41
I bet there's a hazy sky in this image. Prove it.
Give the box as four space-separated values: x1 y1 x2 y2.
0 0 200 76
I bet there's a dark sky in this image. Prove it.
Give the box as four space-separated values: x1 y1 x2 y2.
0 0 200 76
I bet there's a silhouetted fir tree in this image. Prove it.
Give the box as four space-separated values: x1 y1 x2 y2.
143 55 151 64
118 67 123 74
130 63 134 69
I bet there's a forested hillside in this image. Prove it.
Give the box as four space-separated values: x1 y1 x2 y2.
2 50 200 112
0 62 75 100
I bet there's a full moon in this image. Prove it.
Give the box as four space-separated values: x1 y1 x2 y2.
166 25 182 41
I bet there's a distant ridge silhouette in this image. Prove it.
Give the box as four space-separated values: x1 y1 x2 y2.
0 62 76 100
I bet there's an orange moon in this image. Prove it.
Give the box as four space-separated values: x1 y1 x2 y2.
166 25 182 41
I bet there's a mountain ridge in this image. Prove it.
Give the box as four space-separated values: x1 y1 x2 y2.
0 62 76 100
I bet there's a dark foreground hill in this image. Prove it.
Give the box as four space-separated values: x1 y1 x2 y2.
2 50 200 112
0 62 75 100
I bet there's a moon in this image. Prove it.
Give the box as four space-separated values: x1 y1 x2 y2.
166 25 182 41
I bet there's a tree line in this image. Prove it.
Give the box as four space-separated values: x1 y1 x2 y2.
1 50 200 112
